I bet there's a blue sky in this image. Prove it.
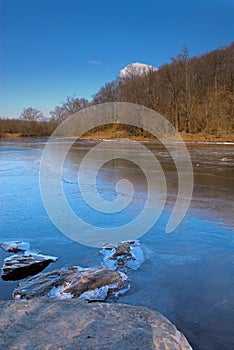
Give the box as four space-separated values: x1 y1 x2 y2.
1 0 233 118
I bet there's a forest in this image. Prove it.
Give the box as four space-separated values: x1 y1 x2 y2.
1 42 233 139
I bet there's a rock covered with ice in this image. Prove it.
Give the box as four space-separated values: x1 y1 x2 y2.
1 252 57 281
0 241 57 281
0 241 30 253
2 240 144 302
13 266 129 301
100 240 145 270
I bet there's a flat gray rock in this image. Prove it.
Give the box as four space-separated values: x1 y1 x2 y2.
0 299 192 350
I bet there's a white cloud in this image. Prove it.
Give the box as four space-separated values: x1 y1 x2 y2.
119 62 157 78
88 59 102 65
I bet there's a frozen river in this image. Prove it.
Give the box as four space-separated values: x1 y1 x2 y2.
0 137 234 350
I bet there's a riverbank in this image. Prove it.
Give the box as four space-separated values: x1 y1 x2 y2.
1 130 234 142
84 130 234 142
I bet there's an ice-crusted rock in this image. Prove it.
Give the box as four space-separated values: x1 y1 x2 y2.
0 241 30 253
1 253 57 281
101 240 145 270
0 299 193 349
13 266 129 301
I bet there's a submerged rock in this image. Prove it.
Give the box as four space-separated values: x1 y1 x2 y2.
1 253 57 281
0 241 30 253
0 299 193 349
101 240 145 270
13 266 129 301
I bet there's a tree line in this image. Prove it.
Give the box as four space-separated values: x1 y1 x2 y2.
1 42 233 137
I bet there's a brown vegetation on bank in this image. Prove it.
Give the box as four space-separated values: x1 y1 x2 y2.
0 119 58 138
84 128 234 142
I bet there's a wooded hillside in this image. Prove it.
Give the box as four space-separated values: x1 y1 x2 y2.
93 43 234 136
1 43 233 139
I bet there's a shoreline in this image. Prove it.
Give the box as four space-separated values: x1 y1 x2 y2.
1 131 234 143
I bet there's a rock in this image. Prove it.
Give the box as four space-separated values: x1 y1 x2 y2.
1 253 57 281
101 240 145 270
0 299 193 349
0 241 30 253
13 266 129 301
113 242 131 257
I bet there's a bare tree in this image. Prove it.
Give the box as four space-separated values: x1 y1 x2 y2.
19 107 45 122
92 81 119 104
50 96 89 123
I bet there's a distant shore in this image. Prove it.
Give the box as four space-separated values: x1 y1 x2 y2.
83 130 234 143
1 131 234 143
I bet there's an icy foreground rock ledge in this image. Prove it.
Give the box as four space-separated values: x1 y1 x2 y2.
0 299 193 350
